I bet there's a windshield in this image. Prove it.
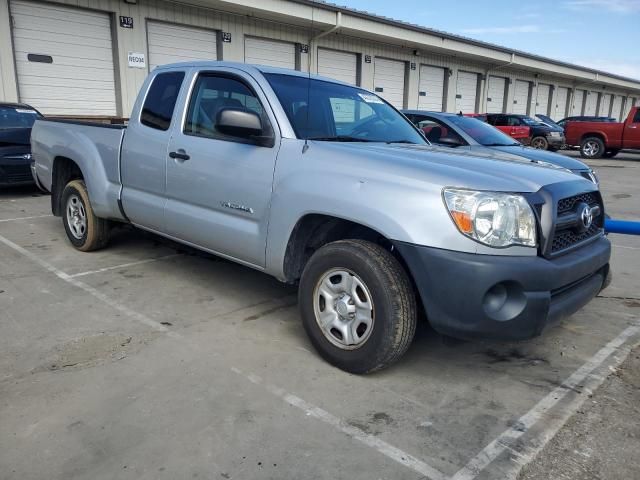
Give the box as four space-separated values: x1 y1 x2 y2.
520 116 543 126
265 74 426 144
0 106 41 129
536 114 558 127
447 115 520 146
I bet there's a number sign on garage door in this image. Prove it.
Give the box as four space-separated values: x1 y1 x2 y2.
571 89 585 115
10 0 117 116
373 58 406 109
486 76 506 113
147 22 217 72
244 37 296 70
599 93 612 116
512 80 530 115
553 86 569 120
317 48 358 85
455 71 479 113
535 83 551 115
417 65 445 111
584 91 598 116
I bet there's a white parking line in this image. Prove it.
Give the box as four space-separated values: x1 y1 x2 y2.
67 254 182 278
451 316 640 480
613 243 640 250
231 367 448 480
0 214 53 223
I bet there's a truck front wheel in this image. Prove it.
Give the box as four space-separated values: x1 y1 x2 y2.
61 180 109 251
580 137 605 159
298 239 417 374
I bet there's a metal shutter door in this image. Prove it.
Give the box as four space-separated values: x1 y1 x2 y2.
611 95 623 120
584 91 598 116
535 83 551 115
373 58 406 108
486 76 506 113
417 65 445 111
317 49 357 85
512 80 530 115
454 71 478 113
244 37 295 70
599 93 612 116
10 0 117 116
554 87 569 120
571 89 585 115
148 22 217 71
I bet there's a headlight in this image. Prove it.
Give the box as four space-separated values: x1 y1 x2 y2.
588 169 599 185
443 188 537 248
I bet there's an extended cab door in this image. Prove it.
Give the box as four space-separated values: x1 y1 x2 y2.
164 69 280 268
624 108 640 149
121 71 187 230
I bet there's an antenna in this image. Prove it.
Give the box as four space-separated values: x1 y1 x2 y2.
303 6 313 154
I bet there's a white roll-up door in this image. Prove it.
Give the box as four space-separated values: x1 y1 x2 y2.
623 97 633 119
571 89 585 115
512 80 530 115
454 71 479 113
147 22 217 72
553 87 569 120
535 83 551 115
584 91 598 116
486 76 506 113
599 93 612 116
417 65 445 111
244 37 296 70
373 58 406 109
611 95 623 120
317 48 358 85
10 0 117 116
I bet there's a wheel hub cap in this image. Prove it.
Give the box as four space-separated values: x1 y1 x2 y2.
66 194 87 240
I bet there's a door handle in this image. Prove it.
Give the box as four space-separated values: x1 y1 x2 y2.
169 151 190 161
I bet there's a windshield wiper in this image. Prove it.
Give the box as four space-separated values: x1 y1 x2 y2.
386 140 418 144
307 136 374 142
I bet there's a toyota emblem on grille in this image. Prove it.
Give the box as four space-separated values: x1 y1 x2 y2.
580 203 594 229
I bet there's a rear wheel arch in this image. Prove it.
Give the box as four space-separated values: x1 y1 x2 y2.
51 156 84 216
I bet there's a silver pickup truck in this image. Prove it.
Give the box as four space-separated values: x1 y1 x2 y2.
31 62 611 373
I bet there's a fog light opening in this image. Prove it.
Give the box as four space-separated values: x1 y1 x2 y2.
482 281 526 322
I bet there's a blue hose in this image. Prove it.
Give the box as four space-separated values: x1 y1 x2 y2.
605 219 640 235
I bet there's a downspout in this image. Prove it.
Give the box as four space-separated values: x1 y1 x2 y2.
482 52 515 112
309 11 342 73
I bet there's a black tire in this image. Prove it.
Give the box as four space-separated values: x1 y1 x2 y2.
580 137 605 159
531 136 549 150
603 149 620 158
298 239 417 374
61 179 109 251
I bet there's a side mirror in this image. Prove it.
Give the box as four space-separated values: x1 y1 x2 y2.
217 108 263 138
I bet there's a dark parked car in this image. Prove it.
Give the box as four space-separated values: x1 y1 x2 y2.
486 113 565 151
556 116 616 129
0 103 42 187
402 110 598 184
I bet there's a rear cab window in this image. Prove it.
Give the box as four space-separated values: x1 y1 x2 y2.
140 71 186 131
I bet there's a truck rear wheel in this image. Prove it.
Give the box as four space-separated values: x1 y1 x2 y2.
580 137 605 159
298 239 417 374
61 180 109 251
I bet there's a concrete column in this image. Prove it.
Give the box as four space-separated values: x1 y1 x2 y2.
406 61 419 110
445 67 459 113
0 0 19 102
360 53 374 90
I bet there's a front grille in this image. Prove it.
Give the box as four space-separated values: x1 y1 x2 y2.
0 165 32 184
549 192 603 255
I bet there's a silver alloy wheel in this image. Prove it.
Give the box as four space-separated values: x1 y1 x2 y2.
583 140 600 157
66 194 87 240
313 268 374 350
531 137 547 149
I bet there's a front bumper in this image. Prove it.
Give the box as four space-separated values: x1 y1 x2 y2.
0 157 33 186
547 135 565 147
394 236 611 341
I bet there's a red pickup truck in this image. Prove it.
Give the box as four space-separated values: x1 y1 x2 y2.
565 106 640 158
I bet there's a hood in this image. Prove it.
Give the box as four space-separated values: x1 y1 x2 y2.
490 145 588 171
0 127 31 147
315 142 587 193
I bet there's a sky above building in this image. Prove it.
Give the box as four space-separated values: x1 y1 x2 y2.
337 0 640 80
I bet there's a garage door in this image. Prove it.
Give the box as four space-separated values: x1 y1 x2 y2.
147 22 217 72
317 48 357 85
417 65 445 111
486 76 506 114
373 58 406 109
10 0 117 116
454 71 478 113
584 91 598 116
623 97 633 119
599 93 612 116
244 37 296 70
571 89 585 115
535 83 551 115
512 80 530 115
611 95 623 121
553 86 569 120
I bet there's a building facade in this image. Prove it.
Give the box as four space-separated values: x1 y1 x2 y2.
1 0 639 120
